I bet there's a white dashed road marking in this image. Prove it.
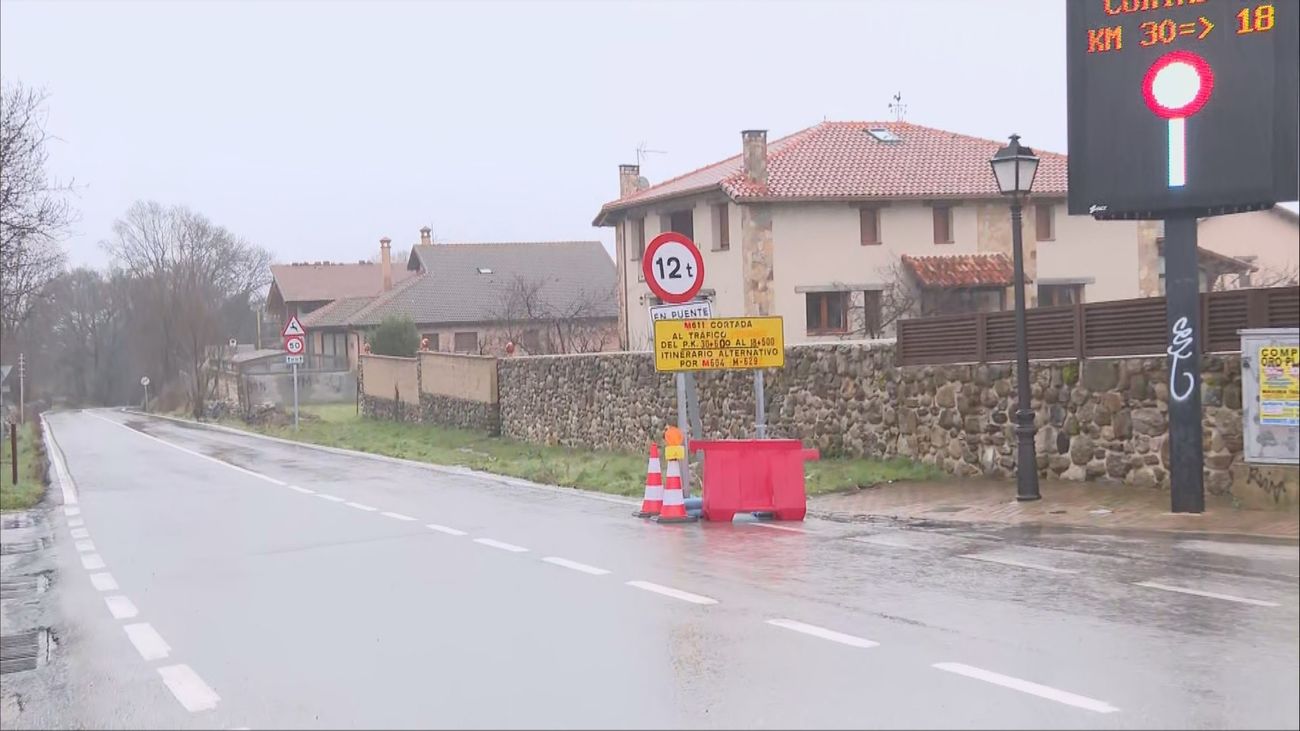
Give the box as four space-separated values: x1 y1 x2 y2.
933 662 1119 714
381 511 417 521
542 557 611 575
474 538 529 553
90 572 119 592
124 623 171 661
426 524 467 536
81 554 106 570
68 517 85 528
70 527 90 539
64 506 81 517
105 595 139 619
75 539 96 553
345 502 378 512
1132 581 1280 607
88 412 287 486
766 619 879 648
958 554 1079 574
625 580 718 605
315 494 346 502
287 485 314 494
158 664 221 712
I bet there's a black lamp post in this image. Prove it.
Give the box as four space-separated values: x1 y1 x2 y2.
990 134 1042 502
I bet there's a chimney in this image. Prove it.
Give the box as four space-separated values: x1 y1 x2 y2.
379 236 393 291
742 129 768 184
419 226 432 246
618 164 640 198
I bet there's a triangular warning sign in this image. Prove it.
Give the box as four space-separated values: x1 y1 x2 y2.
281 315 306 337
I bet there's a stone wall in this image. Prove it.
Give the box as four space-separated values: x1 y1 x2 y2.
421 393 500 434
359 352 499 433
498 343 1297 506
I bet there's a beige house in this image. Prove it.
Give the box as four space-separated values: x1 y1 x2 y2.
1197 207 1300 289
593 121 1256 350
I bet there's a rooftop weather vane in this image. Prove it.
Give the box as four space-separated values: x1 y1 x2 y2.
889 92 908 121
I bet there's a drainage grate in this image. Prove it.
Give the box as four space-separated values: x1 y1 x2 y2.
0 630 47 675
0 541 43 556
0 515 35 530
0 575 47 601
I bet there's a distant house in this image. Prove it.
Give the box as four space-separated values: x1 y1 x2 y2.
1197 207 1300 290
302 236 619 368
266 234 420 323
593 121 1257 349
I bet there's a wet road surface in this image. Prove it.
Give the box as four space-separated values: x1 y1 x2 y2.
23 409 1300 729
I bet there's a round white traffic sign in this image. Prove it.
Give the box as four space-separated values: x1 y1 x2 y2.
285 336 305 354
642 232 705 304
140 376 150 387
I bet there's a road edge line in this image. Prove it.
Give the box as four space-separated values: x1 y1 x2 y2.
41 411 78 506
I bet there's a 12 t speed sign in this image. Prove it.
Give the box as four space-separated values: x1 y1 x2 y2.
642 232 705 304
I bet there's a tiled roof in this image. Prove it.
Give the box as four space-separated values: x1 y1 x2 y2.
595 121 1068 223
301 296 380 329
269 261 416 304
901 253 1020 288
321 242 618 328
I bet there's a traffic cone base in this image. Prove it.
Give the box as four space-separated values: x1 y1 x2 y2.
655 454 696 525
636 443 663 518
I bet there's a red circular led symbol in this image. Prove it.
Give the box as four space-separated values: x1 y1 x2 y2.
1142 50 1214 119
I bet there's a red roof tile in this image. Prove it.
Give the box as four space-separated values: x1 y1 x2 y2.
902 253 1021 288
269 262 416 304
596 121 1068 222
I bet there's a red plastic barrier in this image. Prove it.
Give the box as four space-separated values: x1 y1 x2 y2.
690 440 820 522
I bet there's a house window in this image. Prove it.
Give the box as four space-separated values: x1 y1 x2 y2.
422 333 441 352
1038 283 1083 307
863 289 883 337
922 287 1005 315
453 331 478 353
860 208 881 246
668 209 694 239
1035 204 1055 241
932 206 953 244
320 331 347 358
631 218 645 280
713 203 730 251
806 292 848 334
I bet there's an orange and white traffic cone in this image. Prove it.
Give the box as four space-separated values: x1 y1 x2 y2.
635 443 664 518
654 446 697 524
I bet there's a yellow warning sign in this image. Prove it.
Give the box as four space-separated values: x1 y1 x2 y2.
653 317 784 373
1258 345 1299 427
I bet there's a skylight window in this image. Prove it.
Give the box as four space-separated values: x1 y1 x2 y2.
477 267 493 274
867 127 900 143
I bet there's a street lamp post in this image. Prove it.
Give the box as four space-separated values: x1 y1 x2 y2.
990 134 1042 502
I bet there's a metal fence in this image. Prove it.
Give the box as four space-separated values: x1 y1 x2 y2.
896 285 1300 366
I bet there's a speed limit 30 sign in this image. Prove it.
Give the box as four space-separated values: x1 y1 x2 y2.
642 232 704 304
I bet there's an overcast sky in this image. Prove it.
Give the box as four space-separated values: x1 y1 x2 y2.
3 0 1289 269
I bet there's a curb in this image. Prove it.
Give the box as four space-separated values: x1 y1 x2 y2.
121 409 642 508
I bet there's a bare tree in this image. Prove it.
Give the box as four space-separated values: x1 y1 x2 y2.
103 201 271 416
548 284 617 354
830 259 920 340
490 275 616 355
1213 260 1300 291
0 81 73 335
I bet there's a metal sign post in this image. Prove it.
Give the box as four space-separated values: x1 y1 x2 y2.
1163 217 1205 513
755 370 767 439
292 362 300 431
140 376 151 412
282 315 308 431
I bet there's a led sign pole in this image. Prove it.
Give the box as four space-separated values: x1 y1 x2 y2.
1144 50 1214 514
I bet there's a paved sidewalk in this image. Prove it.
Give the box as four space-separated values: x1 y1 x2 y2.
810 479 1299 540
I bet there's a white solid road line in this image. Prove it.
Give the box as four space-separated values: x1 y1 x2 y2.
81 554 106 570
70 527 90 539
766 619 879 648
315 494 346 502
64 506 81 517
380 511 417 521
958 554 1080 575
75 539 96 553
123 623 172 661
474 538 529 553
287 485 315 494
933 662 1119 714
157 664 221 713
105 595 139 620
68 517 85 528
426 524 467 536
44 415 79 506
90 572 119 592
542 556 611 575
87 412 287 486
625 580 718 605
1133 581 1280 607
345 501 378 512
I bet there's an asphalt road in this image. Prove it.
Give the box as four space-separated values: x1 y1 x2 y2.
12 408 1299 729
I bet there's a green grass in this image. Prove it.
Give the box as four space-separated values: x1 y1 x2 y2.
1 422 47 512
220 403 943 498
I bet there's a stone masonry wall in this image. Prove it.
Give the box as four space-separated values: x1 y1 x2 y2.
420 392 500 435
498 343 1297 507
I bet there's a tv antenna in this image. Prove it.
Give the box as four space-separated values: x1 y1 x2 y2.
889 92 908 121
636 141 666 166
